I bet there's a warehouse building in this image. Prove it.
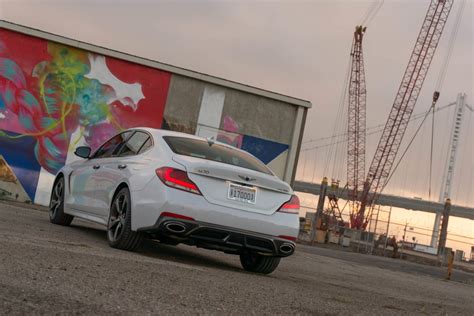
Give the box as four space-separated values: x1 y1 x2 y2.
0 20 311 205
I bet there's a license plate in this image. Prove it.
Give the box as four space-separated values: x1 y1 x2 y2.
227 183 256 204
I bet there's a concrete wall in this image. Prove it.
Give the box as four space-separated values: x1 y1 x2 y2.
221 89 297 144
162 76 299 179
0 27 306 206
162 75 204 135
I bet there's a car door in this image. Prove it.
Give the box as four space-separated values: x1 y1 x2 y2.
68 158 102 212
93 131 152 218
81 131 132 215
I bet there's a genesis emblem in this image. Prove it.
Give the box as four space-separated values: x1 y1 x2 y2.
238 175 256 182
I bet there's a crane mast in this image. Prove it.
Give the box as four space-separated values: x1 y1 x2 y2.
347 26 367 229
355 0 454 228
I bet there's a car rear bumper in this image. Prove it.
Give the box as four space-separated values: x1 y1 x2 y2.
138 213 296 257
131 177 300 239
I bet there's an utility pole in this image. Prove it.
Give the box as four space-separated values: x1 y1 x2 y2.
400 222 408 258
311 177 328 242
438 199 452 257
431 93 466 247
383 207 392 251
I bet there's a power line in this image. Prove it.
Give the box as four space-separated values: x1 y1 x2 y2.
323 44 352 176
435 0 466 90
383 100 437 192
429 104 435 200
360 1 378 25
365 0 384 26
360 1 384 26
302 102 456 146
301 102 455 151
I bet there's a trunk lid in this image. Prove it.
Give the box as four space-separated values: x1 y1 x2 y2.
172 155 292 215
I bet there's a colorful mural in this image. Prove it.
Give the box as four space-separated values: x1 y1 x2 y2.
0 156 16 183
0 155 31 202
0 29 171 201
0 27 294 205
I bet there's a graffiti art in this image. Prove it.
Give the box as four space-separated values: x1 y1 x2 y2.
0 29 171 201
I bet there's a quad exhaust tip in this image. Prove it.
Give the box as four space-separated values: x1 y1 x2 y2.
164 222 187 234
279 243 295 254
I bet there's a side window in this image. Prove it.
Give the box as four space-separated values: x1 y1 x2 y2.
93 131 132 159
138 137 152 154
118 132 151 157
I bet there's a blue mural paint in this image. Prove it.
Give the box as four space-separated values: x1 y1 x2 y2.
0 130 42 201
19 90 40 108
18 114 34 130
0 94 5 110
3 87 15 107
0 58 26 87
241 135 289 165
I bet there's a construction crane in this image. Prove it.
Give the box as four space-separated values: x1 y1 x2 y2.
353 0 454 229
347 25 367 228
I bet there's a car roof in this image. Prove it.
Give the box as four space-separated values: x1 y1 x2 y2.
129 127 232 147
127 127 261 159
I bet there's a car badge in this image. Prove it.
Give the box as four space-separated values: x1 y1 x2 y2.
196 168 210 175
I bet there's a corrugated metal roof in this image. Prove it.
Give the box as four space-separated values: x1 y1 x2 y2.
0 20 312 108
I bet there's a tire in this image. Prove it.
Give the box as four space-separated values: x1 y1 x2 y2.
240 253 281 274
49 176 74 226
107 187 143 251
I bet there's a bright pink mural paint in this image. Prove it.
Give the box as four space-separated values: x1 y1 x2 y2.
0 29 171 174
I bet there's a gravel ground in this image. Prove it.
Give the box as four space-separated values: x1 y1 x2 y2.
1 201 473 315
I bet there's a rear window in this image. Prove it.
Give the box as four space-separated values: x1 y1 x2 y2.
163 136 272 175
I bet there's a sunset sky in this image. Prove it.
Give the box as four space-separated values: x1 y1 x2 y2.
1 0 472 204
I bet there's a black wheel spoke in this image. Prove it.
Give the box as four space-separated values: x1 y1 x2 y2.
113 222 122 241
115 198 121 215
121 200 127 216
109 217 120 229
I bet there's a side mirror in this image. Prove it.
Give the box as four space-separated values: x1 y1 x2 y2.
74 146 91 159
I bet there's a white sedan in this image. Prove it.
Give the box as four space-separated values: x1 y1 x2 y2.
50 128 299 274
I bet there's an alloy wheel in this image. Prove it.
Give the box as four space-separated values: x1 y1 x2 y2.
50 179 63 219
108 191 128 242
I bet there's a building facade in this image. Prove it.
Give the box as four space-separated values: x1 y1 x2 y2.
0 21 311 205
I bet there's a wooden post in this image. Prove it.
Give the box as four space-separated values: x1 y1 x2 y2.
446 250 454 280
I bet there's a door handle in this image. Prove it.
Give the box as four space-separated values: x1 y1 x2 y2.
92 165 100 170
118 164 127 170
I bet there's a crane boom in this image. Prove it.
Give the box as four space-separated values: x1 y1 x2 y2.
356 0 454 227
347 26 367 228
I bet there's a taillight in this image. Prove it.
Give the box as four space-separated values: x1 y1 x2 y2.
278 195 300 214
156 167 201 195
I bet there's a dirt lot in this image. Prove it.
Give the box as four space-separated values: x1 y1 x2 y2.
1 201 473 315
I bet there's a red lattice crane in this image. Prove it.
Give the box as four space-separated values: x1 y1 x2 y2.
347 26 367 228
353 0 454 229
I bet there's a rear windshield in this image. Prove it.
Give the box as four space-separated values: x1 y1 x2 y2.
163 136 273 175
